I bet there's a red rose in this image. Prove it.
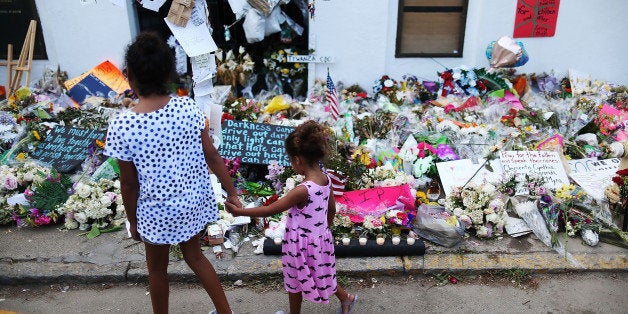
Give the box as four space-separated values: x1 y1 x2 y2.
612 176 623 186
616 169 628 177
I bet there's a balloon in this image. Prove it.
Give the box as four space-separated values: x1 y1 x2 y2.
485 36 529 68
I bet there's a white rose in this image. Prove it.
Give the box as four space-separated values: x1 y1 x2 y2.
383 79 394 88
74 212 88 224
4 175 18 190
64 219 79 230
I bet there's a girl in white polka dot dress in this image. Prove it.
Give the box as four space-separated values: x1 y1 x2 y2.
104 32 240 314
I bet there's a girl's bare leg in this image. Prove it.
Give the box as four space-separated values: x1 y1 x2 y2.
180 234 231 314
288 292 303 314
335 285 355 314
144 242 171 314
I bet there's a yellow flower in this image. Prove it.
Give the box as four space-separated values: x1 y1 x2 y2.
95 139 105 148
281 68 289 75
380 216 386 224
32 130 41 141
16 152 27 160
294 63 301 69
445 215 458 226
278 50 284 55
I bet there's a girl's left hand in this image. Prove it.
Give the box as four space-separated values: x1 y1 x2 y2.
224 201 243 216
226 194 242 209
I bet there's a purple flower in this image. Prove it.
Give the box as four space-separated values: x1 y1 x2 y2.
436 144 459 161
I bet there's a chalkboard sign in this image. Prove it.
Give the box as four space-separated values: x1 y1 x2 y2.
31 126 105 173
219 120 294 166
0 0 47 59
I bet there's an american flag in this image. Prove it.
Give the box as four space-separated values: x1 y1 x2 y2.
326 72 340 120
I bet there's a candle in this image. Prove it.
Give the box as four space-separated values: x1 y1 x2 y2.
359 237 367 245
342 237 351 245
391 236 401 245
376 237 385 245
406 237 415 245
273 237 282 245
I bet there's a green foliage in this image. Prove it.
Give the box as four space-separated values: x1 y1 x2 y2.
30 169 72 213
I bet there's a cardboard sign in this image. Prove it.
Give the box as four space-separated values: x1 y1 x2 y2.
31 126 105 173
436 158 504 196
499 150 570 193
336 184 415 223
513 0 560 38
218 120 294 166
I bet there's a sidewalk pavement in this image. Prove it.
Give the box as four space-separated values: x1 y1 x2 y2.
0 225 626 285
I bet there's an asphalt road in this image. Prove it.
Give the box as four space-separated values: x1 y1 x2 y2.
0 272 626 314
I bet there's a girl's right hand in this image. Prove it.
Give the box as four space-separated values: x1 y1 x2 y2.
128 222 141 241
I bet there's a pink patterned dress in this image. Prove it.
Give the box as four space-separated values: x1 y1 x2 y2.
281 178 337 303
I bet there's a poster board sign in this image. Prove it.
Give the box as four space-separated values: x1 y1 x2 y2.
218 120 293 166
31 126 105 173
569 170 615 201
67 73 116 104
436 158 504 196
499 150 570 194
64 61 130 95
336 184 415 223
568 158 620 174
513 0 560 38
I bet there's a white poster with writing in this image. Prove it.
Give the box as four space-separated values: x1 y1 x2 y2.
499 151 570 194
436 158 504 196
568 158 620 174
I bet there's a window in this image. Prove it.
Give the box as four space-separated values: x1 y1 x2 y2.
396 0 468 58
0 0 47 59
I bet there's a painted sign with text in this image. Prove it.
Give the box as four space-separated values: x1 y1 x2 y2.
31 126 105 173
219 120 294 166
513 0 560 38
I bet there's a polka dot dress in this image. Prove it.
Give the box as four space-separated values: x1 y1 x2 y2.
104 96 218 244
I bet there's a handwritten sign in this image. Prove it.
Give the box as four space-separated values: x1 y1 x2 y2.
287 55 334 63
436 158 504 196
569 170 615 201
218 120 294 166
336 185 415 223
499 151 570 193
513 0 560 38
568 158 620 174
31 126 105 173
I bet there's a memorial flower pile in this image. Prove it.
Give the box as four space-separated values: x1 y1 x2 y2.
216 46 256 87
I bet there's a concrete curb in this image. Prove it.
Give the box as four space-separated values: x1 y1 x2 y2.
1 226 626 285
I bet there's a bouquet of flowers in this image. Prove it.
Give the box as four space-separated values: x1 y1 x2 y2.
360 164 415 189
361 214 388 238
222 97 261 122
444 182 508 238
12 168 70 227
263 46 309 96
216 47 256 88
372 75 401 104
605 169 628 218
56 178 125 237
438 66 509 97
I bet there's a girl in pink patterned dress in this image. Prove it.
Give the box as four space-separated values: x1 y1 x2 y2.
226 120 357 314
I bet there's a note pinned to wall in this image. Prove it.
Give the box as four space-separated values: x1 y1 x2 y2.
165 0 218 57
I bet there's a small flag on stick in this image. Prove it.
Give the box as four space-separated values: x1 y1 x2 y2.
326 71 340 121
